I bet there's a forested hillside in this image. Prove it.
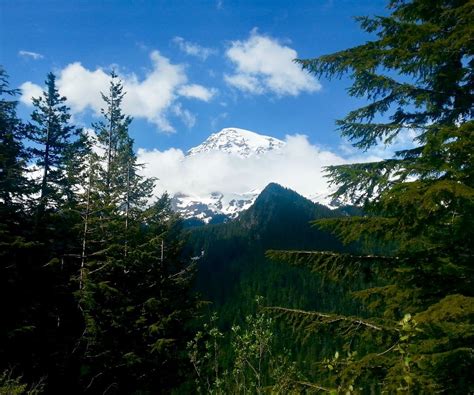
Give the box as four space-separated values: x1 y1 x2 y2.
187 183 364 324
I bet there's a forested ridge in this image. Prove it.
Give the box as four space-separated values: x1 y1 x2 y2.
1 0 473 393
187 183 364 325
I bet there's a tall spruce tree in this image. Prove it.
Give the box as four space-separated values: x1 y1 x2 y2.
0 67 36 383
28 72 87 220
267 0 473 393
0 67 29 208
2 72 91 392
77 73 196 393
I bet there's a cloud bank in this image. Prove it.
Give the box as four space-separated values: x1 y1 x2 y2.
225 30 321 96
137 128 417 203
19 51 216 133
138 134 348 201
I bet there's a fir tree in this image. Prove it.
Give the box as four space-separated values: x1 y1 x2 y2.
0 67 36 382
77 73 196 393
1 71 90 392
268 0 473 392
0 67 29 208
28 72 86 220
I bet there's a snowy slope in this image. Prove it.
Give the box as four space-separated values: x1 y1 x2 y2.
187 127 284 157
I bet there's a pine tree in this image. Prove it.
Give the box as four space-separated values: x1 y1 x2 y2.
28 72 87 220
0 67 36 382
267 0 473 392
1 71 90 392
0 67 29 208
77 73 196 393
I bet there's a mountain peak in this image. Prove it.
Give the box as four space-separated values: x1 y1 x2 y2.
237 183 333 231
187 127 284 157
260 182 287 194
254 183 314 207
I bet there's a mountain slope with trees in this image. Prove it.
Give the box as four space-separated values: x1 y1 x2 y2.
187 183 364 329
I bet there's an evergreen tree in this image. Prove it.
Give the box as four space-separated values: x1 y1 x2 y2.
0 71 90 392
0 67 29 208
268 0 473 392
77 73 196 393
28 72 86 220
0 67 36 384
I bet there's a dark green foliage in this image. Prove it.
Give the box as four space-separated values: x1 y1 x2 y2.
186 183 370 386
27 72 87 218
269 0 474 392
75 74 197 393
0 369 44 395
187 299 305 394
187 183 353 321
0 68 196 393
0 69 88 393
0 67 29 207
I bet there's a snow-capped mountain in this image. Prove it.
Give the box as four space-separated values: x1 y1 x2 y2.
170 127 336 223
171 128 285 223
186 127 284 157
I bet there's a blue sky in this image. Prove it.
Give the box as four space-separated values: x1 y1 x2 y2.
2 0 404 200
1 0 388 151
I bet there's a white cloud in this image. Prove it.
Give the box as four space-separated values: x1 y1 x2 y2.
18 50 44 60
19 51 216 133
56 62 110 113
138 134 351 201
225 74 263 94
19 81 43 105
225 30 321 96
172 37 217 60
178 84 216 101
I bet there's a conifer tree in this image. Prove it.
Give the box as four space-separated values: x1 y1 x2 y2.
268 0 473 392
77 73 196 393
0 67 29 209
0 67 35 380
28 72 86 219
1 71 90 392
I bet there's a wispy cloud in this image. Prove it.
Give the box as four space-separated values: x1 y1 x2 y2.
224 29 321 96
18 50 44 60
172 36 217 61
178 84 217 101
338 128 419 162
210 112 228 130
19 51 216 133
